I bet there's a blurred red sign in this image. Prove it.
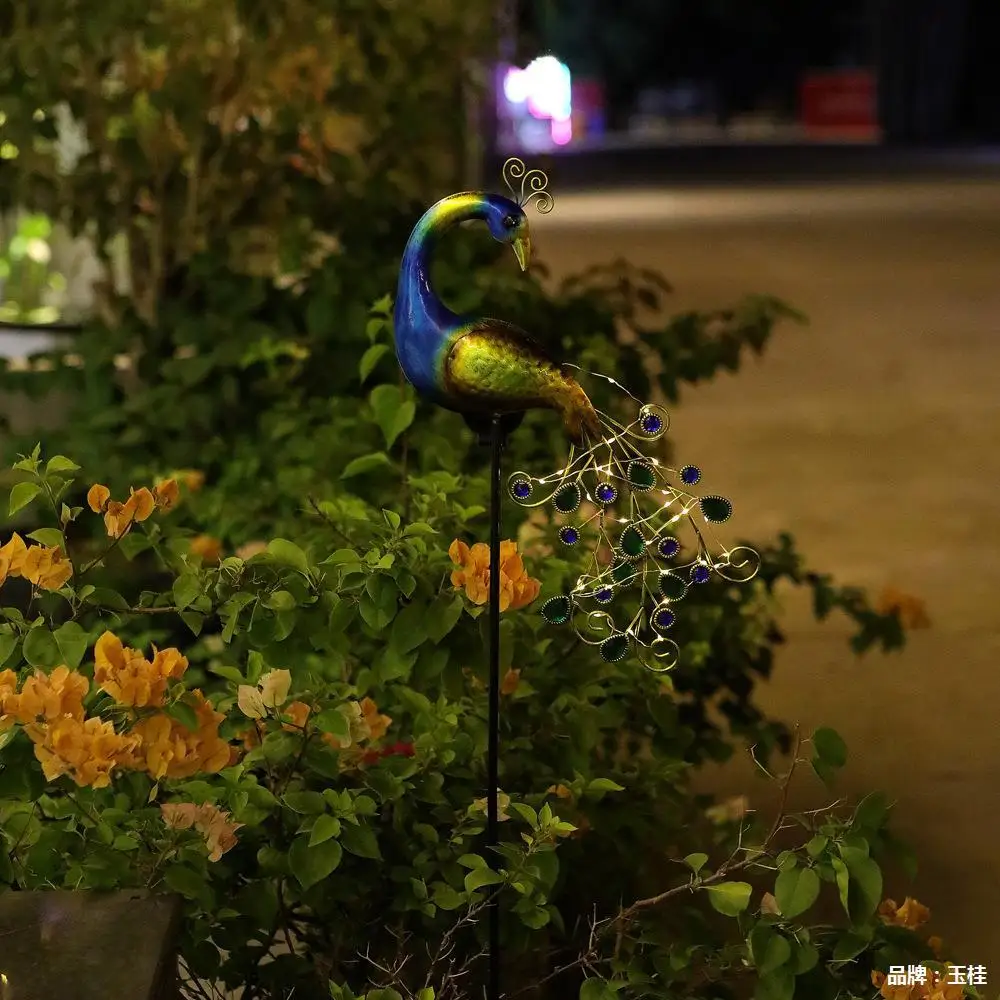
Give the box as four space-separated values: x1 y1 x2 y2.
800 70 879 140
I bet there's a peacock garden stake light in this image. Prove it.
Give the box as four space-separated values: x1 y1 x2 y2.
393 158 760 999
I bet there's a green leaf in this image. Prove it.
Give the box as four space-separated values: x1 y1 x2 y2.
839 845 882 921
163 865 206 900
22 627 61 668
580 978 616 1000
812 727 847 767
341 452 391 479
831 930 870 963
426 594 464 643
312 708 351 741
26 528 64 548
757 935 792 975
369 385 414 448
587 777 625 795
431 882 465 910
854 791 890 831
284 791 327 814
289 835 343 889
340 823 382 860
464 866 503 892
705 881 752 916
8 481 42 516
267 538 311 575
165 701 199 732
53 621 89 669
683 852 709 875
792 940 819 974
0 625 18 666
172 573 202 610
753 970 794 1000
359 344 391 382
308 814 341 847
774 866 820 919
118 533 151 560
45 456 80 475
180 611 204 637
831 857 850 913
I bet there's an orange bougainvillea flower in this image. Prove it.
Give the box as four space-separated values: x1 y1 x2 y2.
282 700 312 731
189 535 222 564
152 479 180 510
448 538 541 612
94 631 188 708
500 668 521 696
26 715 139 789
121 690 230 781
7 666 89 725
876 587 931 629
878 896 931 930
20 544 73 591
89 484 156 539
160 801 242 862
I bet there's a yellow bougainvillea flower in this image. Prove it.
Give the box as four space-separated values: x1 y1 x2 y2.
235 540 267 560
190 535 222 564
20 544 73 591
89 484 156 539
121 690 230 780
360 696 391 741
173 470 205 493
876 586 931 629
0 533 28 584
323 697 392 750
8 666 89 725
878 896 931 930
472 792 511 821
27 715 138 788
0 668 19 730
160 801 242 862
152 479 180 510
871 968 964 1000
86 484 111 513
93 631 188 708
448 538 541 611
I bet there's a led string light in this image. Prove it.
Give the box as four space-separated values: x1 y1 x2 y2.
507 389 760 672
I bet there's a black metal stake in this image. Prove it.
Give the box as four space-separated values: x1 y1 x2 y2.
487 412 504 1000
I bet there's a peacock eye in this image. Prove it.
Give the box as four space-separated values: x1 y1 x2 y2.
502 215 517 229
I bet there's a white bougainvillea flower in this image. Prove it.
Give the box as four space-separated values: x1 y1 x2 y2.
258 669 291 708
237 685 267 719
237 669 292 718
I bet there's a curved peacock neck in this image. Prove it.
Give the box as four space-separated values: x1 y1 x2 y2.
395 193 488 337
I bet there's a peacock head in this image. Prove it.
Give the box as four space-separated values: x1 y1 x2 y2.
483 194 531 272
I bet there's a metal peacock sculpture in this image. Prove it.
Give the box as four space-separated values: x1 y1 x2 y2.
393 158 760 671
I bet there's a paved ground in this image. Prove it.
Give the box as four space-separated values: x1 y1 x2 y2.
535 180 1000 971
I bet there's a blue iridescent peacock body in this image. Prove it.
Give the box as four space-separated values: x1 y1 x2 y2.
394 159 759 670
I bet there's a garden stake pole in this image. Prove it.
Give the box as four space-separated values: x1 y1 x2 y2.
487 412 503 1000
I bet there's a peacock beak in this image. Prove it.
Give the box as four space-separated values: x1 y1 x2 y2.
512 233 530 272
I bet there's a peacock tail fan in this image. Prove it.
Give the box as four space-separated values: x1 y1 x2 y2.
507 370 761 672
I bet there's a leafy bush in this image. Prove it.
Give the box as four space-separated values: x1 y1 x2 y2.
0 450 958 1000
